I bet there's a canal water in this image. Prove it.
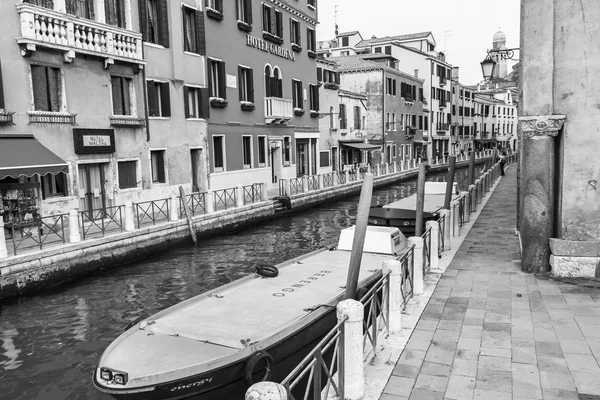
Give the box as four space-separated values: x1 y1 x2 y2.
0 167 480 399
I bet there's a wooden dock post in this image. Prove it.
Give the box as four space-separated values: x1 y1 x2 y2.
179 186 198 246
444 155 456 210
344 173 374 301
415 163 426 237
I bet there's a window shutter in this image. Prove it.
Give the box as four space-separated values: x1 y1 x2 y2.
276 78 283 98
218 61 227 99
147 81 157 116
196 10 206 55
270 7 277 34
276 11 283 38
157 0 170 48
290 18 293 43
48 67 60 112
335 72 340 84
199 87 210 119
139 0 148 41
0 60 5 109
235 0 240 19
238 65 243 101
317 67 322 82
111 76 123 115
315 85 319 111
245 68 254 102
160 81 171 116
215 0 223 12
298 81 303 108
244 0 252 24
122 78 131 115
183 86 189 118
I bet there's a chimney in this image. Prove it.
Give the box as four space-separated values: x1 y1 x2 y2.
414 69 419 78
477 84 480 91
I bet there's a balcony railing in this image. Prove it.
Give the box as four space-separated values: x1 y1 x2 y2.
264 97 293 124
439 76 447 86
439 100 447 108
436 123 449 131
16 3 144 65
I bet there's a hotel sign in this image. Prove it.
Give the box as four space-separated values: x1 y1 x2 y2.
246 35 296 61
73 128 115 154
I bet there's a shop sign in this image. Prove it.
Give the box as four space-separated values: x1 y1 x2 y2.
73 129 115 154
246 35 296 61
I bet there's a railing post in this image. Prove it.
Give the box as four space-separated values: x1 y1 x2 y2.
124 202 135 231
284 180 291 196
461 191 470 223
261 182 269 201
426 221 440 270
302 176 309 193
333 172 339 186
408 237 424 295
236 185 244 207
246 382 287 400
206 190 215 213
440 209 451 250
469 184 477 212
169 195 179 222
475 179 482 204
383 259 402 333
375 164 381 176
451 200 460 237
345 170 350 183
0 219 7 259
317 174 323 189
69 209 81 243
337 299 364 400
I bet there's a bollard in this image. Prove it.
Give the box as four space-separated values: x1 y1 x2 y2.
375 165 380 176
170 195 179 222
236 185 244 207
285 180 291 196
317 174 323 189
261 182 268 201
69 209 81 243
245 382 287 400
0 219 7 259
426 221 439 269
124 202 135 231
451 200 460 237
206 190 215 213
383 259 403 333
393 162 397 173
440 209 451 251
408 237 424 295
345 170 350 183
461 191 470 223
469 184 477 212
333 172 338 186
302 176 309 193
337 299 365 400
476 179 483 203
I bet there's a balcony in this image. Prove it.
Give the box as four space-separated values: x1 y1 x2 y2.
439 101 447 109
439 76 447 86
265 97 293 124
16 3 144 68
436 123 450 132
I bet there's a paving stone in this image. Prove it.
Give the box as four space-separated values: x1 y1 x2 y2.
512 363 542 399
477 355 511 371
392 363 420 379
383 376 416 398
457 337 480 351
512 346 537 365
479 347 511 358
512 337 535 347
473 388 511 400
540 389 579 400
406 337 434 352
475 369 512 392
537 355 569 373
398 349 427 367
560 339 592 354
380 394 408 400
419 362 451 378
539 370 577 391
415 319 439 331
571 371 600 395
563 352 600 373
408 389 443 400
533 327 558 342
432 329 460 343
535 341 563 358
413 374 448 393
435 320 463 331
444 375 475 400
460 325 483 339
424 341 455 365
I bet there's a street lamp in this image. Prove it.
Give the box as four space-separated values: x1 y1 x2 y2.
480 55 496 81
480 48 520 81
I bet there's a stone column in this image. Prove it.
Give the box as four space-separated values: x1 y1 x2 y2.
440 209 451 251
170 195 179 222
206 191 215 214
246 382 287 400
317 174 323 189
302 176 309 193
0 220 8 259
461 191 470 223
519 116 565 273
337 299 365 400
124 202 135 231
383 259 402 333
408 237 424 295
261 182 268 201
69 210 81 243
426 221 440 270
236 185 244 207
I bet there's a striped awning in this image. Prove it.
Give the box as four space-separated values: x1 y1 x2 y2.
0 134 68 180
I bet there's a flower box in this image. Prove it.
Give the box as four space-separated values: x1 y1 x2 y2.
110 115 145 127
291 43 302 53
263 32 283 45
310 110 319 118
324 82 339 90
241 102 255 111
294 108 305 116
206 7 224 21
27 111 77 125
210 98 228 108
237 21 252 32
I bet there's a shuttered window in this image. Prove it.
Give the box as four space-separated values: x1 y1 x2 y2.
140 0 169 47
354 106 360 129
290 19 301 46
213 136 225 170
0 60 4 109
111 76 131 115
292 80 303 109
206 0 223 12
236 0 252 24
31 65 62 112
150 150 166 183
208 59 226 99
309 84 319 112
242 136 252 168
258 136 266 166
146 80 171 117
183 6 205 55
339 104 346 129
307 28 316 51
183 86 210 119
66 0 94 19
105 0 126 27
118 161 137 189
238 66 254 103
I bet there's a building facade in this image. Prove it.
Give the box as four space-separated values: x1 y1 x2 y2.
451 83 475 154
203 0 319 189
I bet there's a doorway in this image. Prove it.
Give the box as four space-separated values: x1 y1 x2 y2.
190 148 206 192
270 140 282 183
296 142 308 176
78 163 107 217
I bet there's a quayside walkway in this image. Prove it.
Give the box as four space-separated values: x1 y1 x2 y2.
378 166 600 399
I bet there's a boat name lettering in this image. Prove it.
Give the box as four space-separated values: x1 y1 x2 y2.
170 376 213 391
273 270 331 297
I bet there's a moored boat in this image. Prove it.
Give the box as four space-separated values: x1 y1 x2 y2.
93 226 408 400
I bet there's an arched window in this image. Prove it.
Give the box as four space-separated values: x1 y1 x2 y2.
272 67 282 98
264 65 272 97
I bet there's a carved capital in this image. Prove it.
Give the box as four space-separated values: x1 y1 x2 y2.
519 115 566 138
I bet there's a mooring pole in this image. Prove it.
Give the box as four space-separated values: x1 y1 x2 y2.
179 186 198 246
467 151 476 186
415 163 426 237
344 173 374 301
443 155 456 210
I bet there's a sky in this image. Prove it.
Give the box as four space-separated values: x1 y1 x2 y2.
315 0 521 85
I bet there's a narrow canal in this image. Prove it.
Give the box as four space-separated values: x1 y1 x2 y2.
0 167 480 399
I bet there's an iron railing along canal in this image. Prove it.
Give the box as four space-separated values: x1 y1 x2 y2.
135 198 169 227
80 205 124 240
7 214 68 255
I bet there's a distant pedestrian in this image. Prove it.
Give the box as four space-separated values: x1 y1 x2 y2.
499 151 506 176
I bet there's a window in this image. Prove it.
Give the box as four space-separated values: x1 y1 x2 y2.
105 0 126 27
31 65 63 112
342 36 349 47
262 5 283 38
385 45 392 55
111 76 132 115
309 84 319 111
183 6 205 55
208 59 226 99
354 106 360 129
141 0 169 47
237 0 252 24
213 135 225 171
374 47 381 53
150 150 166 183
238 66 254 103
339 104 347 129
307 28 316 53
66 0 94 19
392 113 396 130
329 106 335 129
258 136 267 167
386 78 392 95
242 136 252 168
184 86 209 119
41 172 68 199
292 79 303 109
206 0 224 12
146 80 171 117
392 145 397 158
118 161 137 189
419 115 423 130
265 66 282 98
283 136 291 164
0 60 4 109
290 19 301 46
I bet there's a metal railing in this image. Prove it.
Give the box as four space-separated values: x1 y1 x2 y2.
337 172 347 185
281 316 346 400
422 226 432 275
360 271 390 363
7 214 68 255
180 192 206 218
437 214 445 252
398 245 414 310
243 183 263 205
214 187 237 210
135 198 169 227
80 205 124 240
322 173 334 188
289 177 304 195
348 170 358 182
307 176 319 191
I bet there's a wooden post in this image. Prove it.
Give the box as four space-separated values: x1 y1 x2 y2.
443 155 456 210
344 173 374 301
467 151 476 186
415 163 426 237
179 186 198 246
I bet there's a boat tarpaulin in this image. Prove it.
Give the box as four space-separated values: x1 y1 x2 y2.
340 142 381 150
0 134 68 180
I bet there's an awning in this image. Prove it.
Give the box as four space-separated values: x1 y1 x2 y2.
0 134 69 180
413 140 428 144
339 142 381 150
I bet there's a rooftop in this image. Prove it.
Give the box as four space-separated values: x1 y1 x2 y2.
333 55 424 82
356 31 433 48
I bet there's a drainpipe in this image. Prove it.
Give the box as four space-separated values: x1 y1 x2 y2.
381 70 385 165
141 44 150 142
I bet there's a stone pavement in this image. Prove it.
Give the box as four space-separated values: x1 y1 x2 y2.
379 166 600 400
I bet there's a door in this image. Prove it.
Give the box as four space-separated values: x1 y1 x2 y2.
270 141 282 183
78 163 106 217
296 143 307 176
190 149 205 192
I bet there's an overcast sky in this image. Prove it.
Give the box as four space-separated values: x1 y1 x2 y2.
316 0 521 85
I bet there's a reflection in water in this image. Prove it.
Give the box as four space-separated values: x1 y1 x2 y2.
0 168 481 399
